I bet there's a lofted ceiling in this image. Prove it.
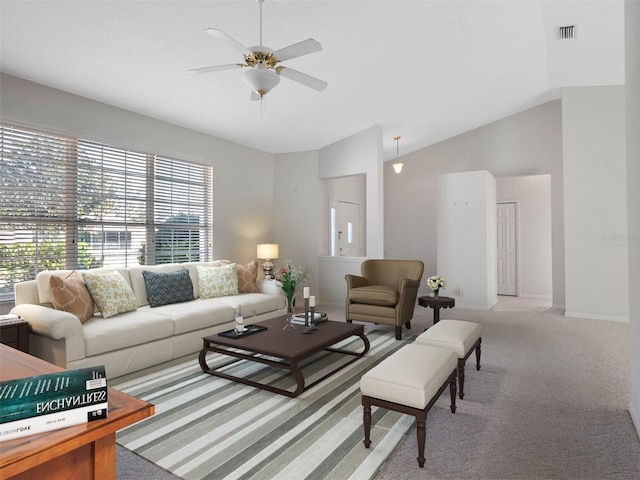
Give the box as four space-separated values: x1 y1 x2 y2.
0 1 625 161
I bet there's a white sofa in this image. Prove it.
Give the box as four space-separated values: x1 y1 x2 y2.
10 261 286 379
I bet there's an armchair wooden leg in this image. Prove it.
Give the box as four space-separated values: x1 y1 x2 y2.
395 326 402 340
406 320 411 330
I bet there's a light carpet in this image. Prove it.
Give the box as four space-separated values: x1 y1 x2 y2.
111 328 423 480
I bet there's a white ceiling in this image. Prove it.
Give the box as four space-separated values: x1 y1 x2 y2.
0 1 625 161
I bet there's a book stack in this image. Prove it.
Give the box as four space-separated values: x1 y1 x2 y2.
291 312 328 326
0 366 108 441
0 314 24 326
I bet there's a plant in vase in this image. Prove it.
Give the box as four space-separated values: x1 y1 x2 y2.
426 275 446 298
274 259 310 329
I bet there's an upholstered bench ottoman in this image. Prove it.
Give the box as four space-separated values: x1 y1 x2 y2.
415 319 481 399
360 343 458 468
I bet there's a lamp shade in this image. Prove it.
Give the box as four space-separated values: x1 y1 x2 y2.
257 243 279 260
243 68 280 97
392 162 404 174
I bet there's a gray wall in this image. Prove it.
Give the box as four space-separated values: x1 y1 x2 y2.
384 100 565 304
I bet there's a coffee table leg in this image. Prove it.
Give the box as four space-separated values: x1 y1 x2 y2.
291 360 306 397
199 345 209 373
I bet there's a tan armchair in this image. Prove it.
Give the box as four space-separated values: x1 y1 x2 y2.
345 259 424 340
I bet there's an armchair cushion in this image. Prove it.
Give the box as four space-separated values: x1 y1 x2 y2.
349 285 398 306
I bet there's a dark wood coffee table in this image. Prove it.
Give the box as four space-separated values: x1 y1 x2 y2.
199 315 370 397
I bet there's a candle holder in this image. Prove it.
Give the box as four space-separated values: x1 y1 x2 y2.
303 297 313 334
307 305 317 331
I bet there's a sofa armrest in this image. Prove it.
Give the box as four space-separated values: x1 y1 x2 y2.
10 304 84 341
257 279 281 296
346 274 369 290
398 277 421 293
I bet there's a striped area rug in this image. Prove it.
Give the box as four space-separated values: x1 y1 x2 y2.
111 328 415 480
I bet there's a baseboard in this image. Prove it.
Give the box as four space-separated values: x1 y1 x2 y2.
564 311 629 322
518 293 553 300
629 401 640 441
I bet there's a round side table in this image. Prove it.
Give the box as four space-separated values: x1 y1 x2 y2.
418 296 455 325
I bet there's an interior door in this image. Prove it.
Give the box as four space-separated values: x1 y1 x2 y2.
497 202 517 295
334 201 362 256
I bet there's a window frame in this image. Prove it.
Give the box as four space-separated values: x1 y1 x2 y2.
0 123 213 302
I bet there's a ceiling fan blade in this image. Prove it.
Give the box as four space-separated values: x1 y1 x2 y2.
187 64 241 75
205 28 252 56
273 38 322 62
278 67 328 91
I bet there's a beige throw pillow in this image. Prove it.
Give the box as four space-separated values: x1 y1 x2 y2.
83 271 138 318
236 260 260 293
49 271 94 323
197 264 239 298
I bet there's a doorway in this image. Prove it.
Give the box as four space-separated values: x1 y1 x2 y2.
330 200 362 257
497 202 517 296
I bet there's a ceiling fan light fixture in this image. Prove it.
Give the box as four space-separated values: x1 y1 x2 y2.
242 66 280 97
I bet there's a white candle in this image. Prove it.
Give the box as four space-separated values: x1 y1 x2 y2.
303 287 310 298
310 296 315 307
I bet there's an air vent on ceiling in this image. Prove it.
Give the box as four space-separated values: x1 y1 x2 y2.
559 25 575 39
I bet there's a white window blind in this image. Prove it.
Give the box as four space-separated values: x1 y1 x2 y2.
0 124 213 300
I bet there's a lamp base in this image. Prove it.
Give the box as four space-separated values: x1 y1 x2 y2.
262 260 274 280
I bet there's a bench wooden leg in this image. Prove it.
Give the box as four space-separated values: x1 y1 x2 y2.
476 337 482 370
416 412 427 468
449 369 458 411
363 398 372 448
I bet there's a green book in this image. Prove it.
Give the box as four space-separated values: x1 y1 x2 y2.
0 366 108 441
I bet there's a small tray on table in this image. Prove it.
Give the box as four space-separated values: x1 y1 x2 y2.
218 324 267 339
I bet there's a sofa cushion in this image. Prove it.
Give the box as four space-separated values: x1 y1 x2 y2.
83 271 138 319
349 285 398 306
142 269 195 307
49 271 94 323
147 299 234 335
197 264 239 298
82 309 174 357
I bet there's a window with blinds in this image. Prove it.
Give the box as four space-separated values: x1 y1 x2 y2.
0 124 213 301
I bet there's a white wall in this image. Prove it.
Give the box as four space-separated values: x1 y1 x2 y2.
0 74 275 268
272 151 321 298
437 170 497 310
562 86 628 322
384 100 565 304
319 126 383 258
625 0 640 436
496 175 552 299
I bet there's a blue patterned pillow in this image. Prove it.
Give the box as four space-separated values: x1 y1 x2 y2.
142 269 194 308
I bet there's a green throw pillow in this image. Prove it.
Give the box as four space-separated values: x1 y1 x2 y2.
142 269 194 307
197 264 239 298
83 271 138 319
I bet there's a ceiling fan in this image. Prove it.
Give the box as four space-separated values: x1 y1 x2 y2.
188 0 328 99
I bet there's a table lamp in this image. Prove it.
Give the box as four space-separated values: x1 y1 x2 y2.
257 243 279 279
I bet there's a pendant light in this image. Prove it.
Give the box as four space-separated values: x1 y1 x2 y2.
392 136 403 174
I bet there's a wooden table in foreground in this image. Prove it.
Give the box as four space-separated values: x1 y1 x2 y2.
0 345 154 480
199 315 370 397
